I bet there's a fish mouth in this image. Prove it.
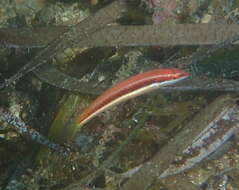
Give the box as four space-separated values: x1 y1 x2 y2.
157 75 190 87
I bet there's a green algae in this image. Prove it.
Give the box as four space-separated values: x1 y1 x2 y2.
48 94 80 142
36 93 91 160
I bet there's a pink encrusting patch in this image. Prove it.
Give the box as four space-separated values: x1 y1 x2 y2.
151 0 177 25
76 68 189 126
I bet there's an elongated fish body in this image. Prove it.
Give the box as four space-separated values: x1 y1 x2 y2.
76 68 189 126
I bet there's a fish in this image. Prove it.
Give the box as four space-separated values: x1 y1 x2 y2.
76 68 189 126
